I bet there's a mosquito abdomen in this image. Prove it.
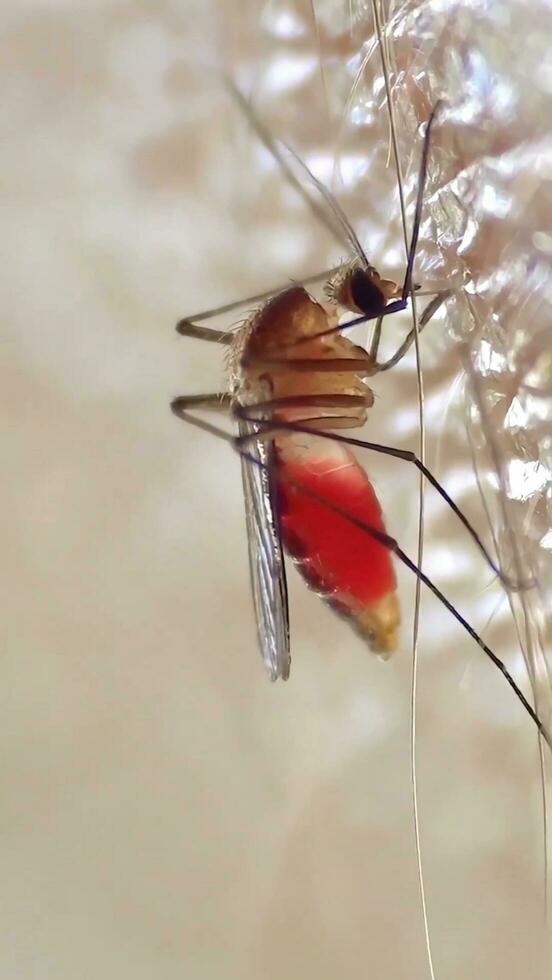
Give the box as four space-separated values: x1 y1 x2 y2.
275 440 400 656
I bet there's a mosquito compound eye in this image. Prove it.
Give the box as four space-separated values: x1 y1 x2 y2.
350 268 386 316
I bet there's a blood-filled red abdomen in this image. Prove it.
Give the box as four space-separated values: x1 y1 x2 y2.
275 446 400 655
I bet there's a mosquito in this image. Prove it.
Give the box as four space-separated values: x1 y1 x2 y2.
171 85 551 751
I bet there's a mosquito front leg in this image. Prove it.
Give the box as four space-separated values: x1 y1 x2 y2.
368 315 384 363
176 268 340 344
367 286 431 365
375 290 453 373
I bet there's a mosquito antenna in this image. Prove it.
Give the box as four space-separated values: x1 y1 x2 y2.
226 79 351 254
176 266 341 332
332 36 379 186
282 140 372 268
279 100 442 350
309 0 331 123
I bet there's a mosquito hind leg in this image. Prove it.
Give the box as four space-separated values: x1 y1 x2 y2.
170 404 550 746
274 467 550 749
235 416 533 592
236 427 550 748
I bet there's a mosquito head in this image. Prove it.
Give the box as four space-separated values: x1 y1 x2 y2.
326 262 400 317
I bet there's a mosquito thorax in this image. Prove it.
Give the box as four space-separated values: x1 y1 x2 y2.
237 285 374 371
238 286 331 366
326 262 400 316
232 285 376 428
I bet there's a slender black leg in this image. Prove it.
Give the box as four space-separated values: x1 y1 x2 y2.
269 462 550 751
235 416 533 593
176 322 233 344
175 267 341 342
368 315 384 362
375 290 452 372
233 393 370 421
171 392 232 415
172 404 550 747
241 356 375 374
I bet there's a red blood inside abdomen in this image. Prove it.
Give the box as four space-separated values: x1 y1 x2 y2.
276 455 396 607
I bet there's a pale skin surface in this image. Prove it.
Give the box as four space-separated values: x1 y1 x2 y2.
1 2 549 979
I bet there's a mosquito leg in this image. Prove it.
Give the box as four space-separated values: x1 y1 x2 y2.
368 315 384 362
243 356 375 374
234 393 374 438
281 470 551 749
171 392 232 415
235 417 533 592
171 407 234 443
398 101 443 305
233 392 371 422
181 97 441 350
171 405 550 745
176 321 233 344
176 266 341 340
245 448 550 748
375 290 452 373
365 287 426 365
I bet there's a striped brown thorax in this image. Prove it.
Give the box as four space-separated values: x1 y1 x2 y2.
233 282 378 429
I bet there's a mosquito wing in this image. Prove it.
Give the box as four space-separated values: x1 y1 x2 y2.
239 423 291 681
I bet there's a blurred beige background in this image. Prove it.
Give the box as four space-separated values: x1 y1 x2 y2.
2 2 549 978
